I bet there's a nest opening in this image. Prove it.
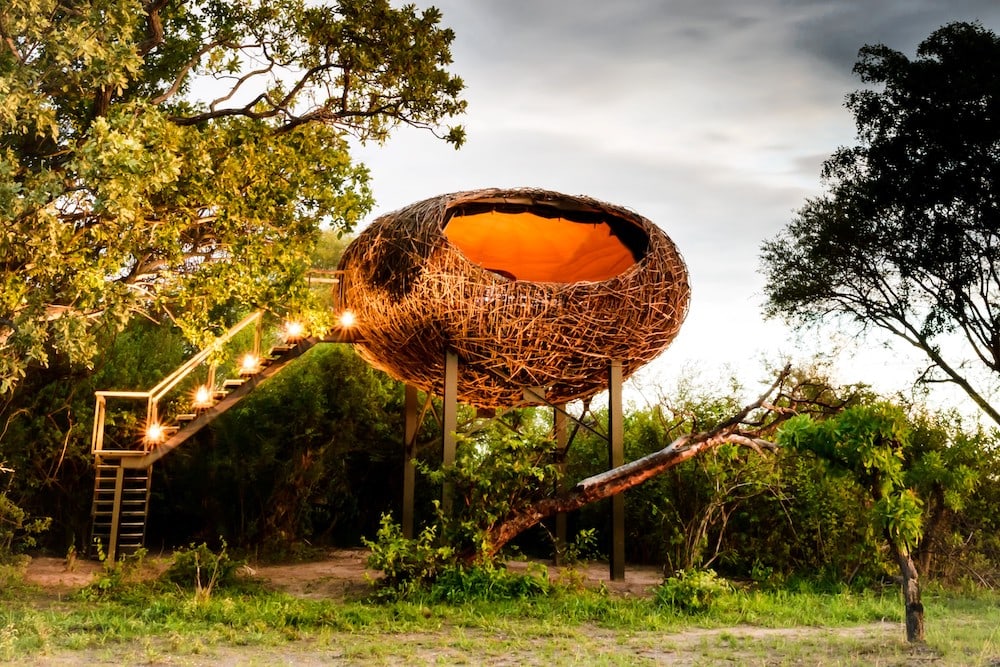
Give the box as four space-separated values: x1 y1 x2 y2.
444 200 648 283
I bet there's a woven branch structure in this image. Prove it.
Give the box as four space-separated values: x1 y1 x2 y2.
337 188 690 408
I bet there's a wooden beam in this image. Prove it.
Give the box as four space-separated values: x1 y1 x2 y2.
608 360 625 581
554 403 568 565
403 384 418 539
441 349 458 517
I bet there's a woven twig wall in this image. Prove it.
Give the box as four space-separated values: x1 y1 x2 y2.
337 188 690 408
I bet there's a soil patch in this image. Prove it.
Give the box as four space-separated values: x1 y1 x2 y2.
22 548 663 600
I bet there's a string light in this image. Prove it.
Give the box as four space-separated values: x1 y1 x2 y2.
240 353 259 374
193 385 212 409
145 422 165 444
284 320 305 341
338 310 357 328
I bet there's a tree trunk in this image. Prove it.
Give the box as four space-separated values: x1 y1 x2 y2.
895 543 925 643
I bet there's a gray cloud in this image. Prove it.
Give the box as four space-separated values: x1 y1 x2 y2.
352 1 1000 399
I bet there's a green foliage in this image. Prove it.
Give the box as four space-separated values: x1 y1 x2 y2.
422 417 560 559
761 21 1000 426
561 527 600 565
424 564 552 604
654 568 732 614
154 342 405 553
161 541 243 601
364 518 558 603
775 400 997 595
79 547 150 601
779 406 918 548
363 514 455 596
565 382 785 571
0 467 50 562
0 317 187 554
0 0 466 397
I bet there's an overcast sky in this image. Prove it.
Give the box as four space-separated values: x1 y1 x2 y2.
351 0 1000 407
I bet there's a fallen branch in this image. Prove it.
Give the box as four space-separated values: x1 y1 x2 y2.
480 365 794 558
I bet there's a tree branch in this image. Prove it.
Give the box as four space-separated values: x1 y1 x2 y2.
151 39 235 106
479 366 793 558
138 0 171 56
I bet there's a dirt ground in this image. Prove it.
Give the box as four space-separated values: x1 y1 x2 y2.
21 548 665 600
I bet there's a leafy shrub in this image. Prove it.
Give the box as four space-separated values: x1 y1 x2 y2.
561 528 600 566
654 568 732 613
78 547 150 600
364 514 456 596
161 541 243 598
427 564 552 603
0 469 50 563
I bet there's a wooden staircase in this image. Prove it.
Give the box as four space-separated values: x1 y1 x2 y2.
90 312 319 560
91 462 152 558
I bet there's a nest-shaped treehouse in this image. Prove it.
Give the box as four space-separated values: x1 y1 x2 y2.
337 188 690 408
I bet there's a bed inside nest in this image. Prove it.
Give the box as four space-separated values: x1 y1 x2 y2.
443 200 650 283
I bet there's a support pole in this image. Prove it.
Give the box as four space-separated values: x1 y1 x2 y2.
403 384 419 539
441 349 458 517
608 360 625 581
554 403 568 564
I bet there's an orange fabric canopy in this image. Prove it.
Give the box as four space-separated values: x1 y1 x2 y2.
444 211 637 283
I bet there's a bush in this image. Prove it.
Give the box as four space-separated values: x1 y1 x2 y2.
364 514 456 596
0 469 50 564
161 541 243 597
654 568 732 614
427 564 552 603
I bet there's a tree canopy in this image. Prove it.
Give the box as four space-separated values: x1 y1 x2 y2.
0 0 466 394
761 21 1000 425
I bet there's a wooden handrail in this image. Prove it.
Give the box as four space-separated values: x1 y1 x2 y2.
149 311 262 402
92 311 265 455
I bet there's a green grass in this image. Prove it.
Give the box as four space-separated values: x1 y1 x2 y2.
1 568 998 665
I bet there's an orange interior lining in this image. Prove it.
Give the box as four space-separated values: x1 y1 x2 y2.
443 211 637 283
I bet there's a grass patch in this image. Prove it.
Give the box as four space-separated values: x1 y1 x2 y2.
2 563 998 665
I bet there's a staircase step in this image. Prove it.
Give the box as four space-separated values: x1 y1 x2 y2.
268 344 295 355
222 378 245 389
176 413 198 423
90 456 152 559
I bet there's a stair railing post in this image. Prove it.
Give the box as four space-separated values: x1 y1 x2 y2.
252 311 263 359
91 395 106 456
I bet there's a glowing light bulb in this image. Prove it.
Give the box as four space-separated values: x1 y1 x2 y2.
285 321 304 340
338 310 356 328
146 422 165 444
194 385 212 408
240 353 259 374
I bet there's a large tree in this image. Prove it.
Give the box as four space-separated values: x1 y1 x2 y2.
761 21 1000 425
0 0 465 395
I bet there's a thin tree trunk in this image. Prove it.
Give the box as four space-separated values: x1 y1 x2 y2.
895 543 925 643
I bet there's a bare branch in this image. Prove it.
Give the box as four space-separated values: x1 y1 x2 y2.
477 365 794 558
151 39 235 106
